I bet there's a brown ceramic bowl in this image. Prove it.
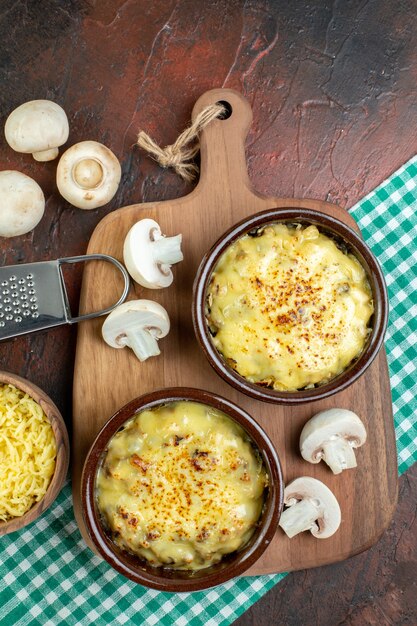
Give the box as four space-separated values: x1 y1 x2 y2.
192 208 388 404
81 387 283 592
0 371 69 536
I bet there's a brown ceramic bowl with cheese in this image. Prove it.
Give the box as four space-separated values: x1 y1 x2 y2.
192 208 388 404
81 387 283 592
0 371 69 536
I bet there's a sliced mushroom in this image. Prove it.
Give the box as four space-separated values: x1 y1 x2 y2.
279 477 341 539
0 170 45 237
56 140 121 209
300 409 367 475
102 300 170 362
5 100 69 161
123 218 183 289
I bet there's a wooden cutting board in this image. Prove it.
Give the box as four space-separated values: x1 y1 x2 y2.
72 88 398 575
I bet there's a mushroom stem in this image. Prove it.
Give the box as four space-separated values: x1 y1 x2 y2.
32 148 59 162
152 234 183 265
322 438 358 474
279 499 320 539
122 330 161 362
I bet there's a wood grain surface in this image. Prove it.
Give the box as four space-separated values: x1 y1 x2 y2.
236 464 417 626
72 88 397 575
0 0 415 622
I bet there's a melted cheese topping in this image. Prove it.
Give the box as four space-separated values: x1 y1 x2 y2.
207 224 374 391
0 383 56 521
96 401 267 570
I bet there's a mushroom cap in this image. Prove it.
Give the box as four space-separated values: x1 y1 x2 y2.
0 170 45 237
4 100 69 157
123 219 173 289
284 476 341 538
56 140 121 209
300 408 367 463
102 299 170 348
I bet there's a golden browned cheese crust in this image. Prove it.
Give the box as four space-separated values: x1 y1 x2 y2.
207 224 374 391
96 401 267 570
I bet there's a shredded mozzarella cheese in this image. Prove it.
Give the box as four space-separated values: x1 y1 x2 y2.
0 383 56 521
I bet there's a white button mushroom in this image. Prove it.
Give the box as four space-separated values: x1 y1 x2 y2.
56 140 121 209
0 170 45 237
300 409 367 475
102 299 170 362
5 100 69 161
279 477 341 539
123 218 183 289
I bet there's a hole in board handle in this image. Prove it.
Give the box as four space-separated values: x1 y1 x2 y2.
216 101 233 120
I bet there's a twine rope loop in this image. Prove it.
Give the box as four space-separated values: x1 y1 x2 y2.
137 102 226 182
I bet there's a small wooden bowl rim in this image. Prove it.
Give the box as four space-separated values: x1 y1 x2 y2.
0 371 69 536
192 207 389 405
81 387 284 592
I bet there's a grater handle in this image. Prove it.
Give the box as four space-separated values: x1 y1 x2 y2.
58 254 130 324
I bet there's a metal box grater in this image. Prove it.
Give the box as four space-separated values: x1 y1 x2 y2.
0 254 130 341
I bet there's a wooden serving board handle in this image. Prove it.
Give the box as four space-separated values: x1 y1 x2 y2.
73 88 398 574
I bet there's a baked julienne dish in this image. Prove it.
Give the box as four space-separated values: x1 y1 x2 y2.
96 400 268 571
206 222 374 392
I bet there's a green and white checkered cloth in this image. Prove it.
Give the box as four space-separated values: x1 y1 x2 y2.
1 157 416 626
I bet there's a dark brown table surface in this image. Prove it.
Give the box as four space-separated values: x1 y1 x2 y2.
0 1 416 624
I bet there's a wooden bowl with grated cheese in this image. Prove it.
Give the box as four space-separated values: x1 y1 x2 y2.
0 371 69 536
